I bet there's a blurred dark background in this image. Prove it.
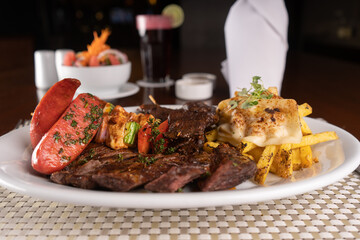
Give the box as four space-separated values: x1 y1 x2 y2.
1 0 360 71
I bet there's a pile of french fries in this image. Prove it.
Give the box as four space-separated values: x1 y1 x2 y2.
203 103 338 185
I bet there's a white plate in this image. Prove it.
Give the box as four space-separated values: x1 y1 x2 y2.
76 82 139 100
0 106 359 209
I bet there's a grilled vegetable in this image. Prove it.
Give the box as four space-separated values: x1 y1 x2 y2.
124 122 140 146
151 119 169 154
138 123 151 154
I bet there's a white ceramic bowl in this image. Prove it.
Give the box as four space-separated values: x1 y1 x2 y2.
57 62 131 94
182 72 216 90
175 78 213 100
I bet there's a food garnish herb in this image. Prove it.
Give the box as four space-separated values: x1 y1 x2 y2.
229 100 238 109
231 76 273 109
58 148 64 154
138 154 156 166
166 147 176 154
148 118 167 154
71 120 78 128
53 131 61 143
63 113 74 121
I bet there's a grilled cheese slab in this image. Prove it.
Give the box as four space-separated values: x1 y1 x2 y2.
217 97 302 147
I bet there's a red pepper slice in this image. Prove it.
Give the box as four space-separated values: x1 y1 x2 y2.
152 120 169 153
138 119 170 154
138 123 151 154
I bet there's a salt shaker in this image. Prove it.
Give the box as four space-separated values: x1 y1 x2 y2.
34 50 58 89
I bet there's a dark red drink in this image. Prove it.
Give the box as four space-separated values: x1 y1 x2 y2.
136 15 172 83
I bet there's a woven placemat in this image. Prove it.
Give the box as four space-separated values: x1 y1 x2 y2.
1 173 359 239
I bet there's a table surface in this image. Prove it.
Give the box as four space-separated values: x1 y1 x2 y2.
0 39 360 238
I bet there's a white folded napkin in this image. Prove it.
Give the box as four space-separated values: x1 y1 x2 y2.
223 0 288 96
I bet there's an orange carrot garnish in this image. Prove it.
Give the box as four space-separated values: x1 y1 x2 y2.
78 28 111 66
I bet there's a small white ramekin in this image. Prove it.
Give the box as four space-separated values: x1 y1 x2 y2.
182 72 216 90
175 78 213 100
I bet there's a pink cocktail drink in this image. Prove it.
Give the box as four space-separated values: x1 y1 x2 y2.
136 15 172 83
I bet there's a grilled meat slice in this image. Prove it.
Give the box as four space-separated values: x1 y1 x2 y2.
139 102 218 138
198 144 257 191
139 104 175 122
139 103 218 155
50 143 137 189
145 151 217 192
92 153 185 191
168 137 205 155
184 101 217 113
166 109 217 139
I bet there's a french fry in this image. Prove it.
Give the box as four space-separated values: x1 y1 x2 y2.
292 148 302 171
239 141 258 153
247 146 264 163
254 145 278 185
270 143 293 178
203 141 220 153
234 101 337 185
242 153 255 161
299 145 313 168
298 103 312 117
291 131 338 149
300 118 312 135
205 129 218 142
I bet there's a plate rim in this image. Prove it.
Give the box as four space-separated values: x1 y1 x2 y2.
76 82 139 100
0 106 359 209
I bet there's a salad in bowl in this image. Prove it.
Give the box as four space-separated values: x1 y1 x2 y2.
57 28 131 94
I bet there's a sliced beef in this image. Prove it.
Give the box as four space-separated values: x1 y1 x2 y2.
166 111 210 138
184 101 217 113
51 102 257 193
139 102 218 138
50 143 137 189
139 102 219 155
92 153 185 191
138 104 175 122
145 151 217 192
168 137 205 155
198 144 257 191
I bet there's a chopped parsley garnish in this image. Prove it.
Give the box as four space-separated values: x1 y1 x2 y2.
63 113 74 121
64 139 77 146
166 147 176 154
138 154 156 166
53 131 61 143
71 120 78 128
78 158 88 165
58 148 64 154
147 118 168 154
89 148 95 158
60 155 71 163
79 103 103 145
153 138 165 153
